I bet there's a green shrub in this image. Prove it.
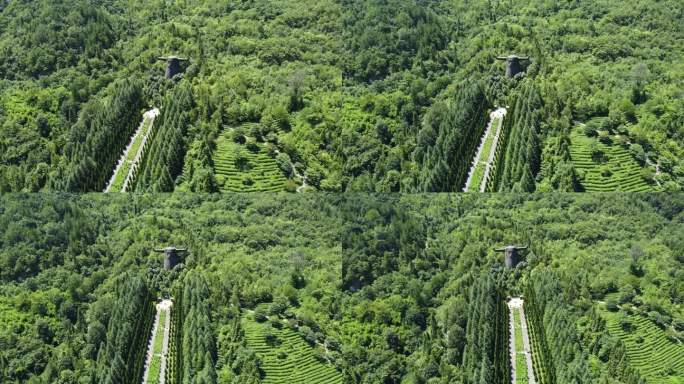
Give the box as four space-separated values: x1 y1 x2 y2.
606 300 619 312
584 125 598 137
246 141 260 153
254 307 268 322
299 326 317 346
265 331 280 346
232 127 247 144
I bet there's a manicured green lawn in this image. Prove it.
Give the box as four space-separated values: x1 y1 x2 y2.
109 116 153 192
469 116 501 191
514 309 529 384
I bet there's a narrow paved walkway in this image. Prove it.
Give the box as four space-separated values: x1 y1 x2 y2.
141 299 173 384
508 297 536 384
463 107 507 192
104 108 160 192
480 108 507 192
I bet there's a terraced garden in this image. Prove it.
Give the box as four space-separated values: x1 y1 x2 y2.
242 315 343 384
603 311 684 384
213 132 287 192
569 127 652 192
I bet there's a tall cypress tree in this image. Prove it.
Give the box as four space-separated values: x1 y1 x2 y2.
132 81 195 192
61 78 144 192
414 81 490 192
95 273 154 384
179 270 217 384
491 81 543 192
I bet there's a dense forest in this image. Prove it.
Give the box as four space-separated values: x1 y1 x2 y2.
0 193 342 384
1 0 683 192
1 193 681 383
339 193 683 383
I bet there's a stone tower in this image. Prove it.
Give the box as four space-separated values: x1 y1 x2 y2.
157 56 189 79
494 245 528 268
496 55 530 78
154 246 187 270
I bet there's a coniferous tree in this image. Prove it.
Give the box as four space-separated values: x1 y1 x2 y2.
179 271 217 384
414 81 490 192
462 272 509 384
132 81 195 192
95 273 154 384
490 81 543 192
527 268 596 384
60 78 144 192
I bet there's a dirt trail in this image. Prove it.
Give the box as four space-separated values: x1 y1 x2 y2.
508 297 537 384
293 163 308 193
141 299 173 384
104 108 160 192
274 149 308 192
463 107 507 192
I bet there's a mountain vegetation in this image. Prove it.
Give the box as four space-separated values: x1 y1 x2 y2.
1 0 683 192
131 82 195 192
0 193 682 383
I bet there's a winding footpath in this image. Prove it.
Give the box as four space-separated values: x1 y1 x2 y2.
141 299 173 384
274 148 308 192
463 107 507 192
508 297 536 384
104 108 160 192
293 163 308 193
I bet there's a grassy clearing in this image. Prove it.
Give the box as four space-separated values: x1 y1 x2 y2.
213 131 287 192
109 116 153 192
468 116 501 191
569 126 652 192
514 309 529 384
602 310 684 384
147 309 167 384
242 314 342 384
